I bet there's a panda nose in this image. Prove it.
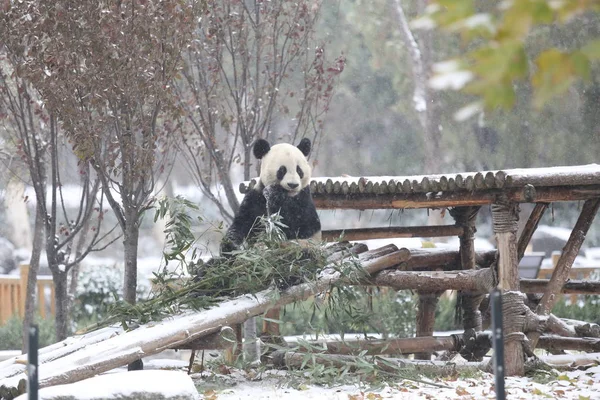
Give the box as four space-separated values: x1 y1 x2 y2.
288 183 299 189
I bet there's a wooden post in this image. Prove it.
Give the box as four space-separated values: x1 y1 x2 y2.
528 198 600 349
450 206 485 361
492 199 524 376
414 291 441 360
517 203 549 260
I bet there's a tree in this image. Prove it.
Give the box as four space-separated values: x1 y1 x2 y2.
417 0 600 111
1 0 201 306
176 0 345 222
0 57 115 342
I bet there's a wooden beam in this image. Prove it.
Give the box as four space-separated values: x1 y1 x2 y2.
322 225 463 242
367 268 496 293
293 335 600 356
520 279 600 295
529 198 600 349
312 185 600 210
517 203 549 260
414 291 442 360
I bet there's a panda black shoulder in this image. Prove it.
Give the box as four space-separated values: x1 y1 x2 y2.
221 187 267 254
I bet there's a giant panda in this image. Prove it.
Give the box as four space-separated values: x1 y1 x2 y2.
221 138 322 254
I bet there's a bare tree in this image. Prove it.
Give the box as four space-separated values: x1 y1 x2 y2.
391 0 442 174
177 0 345 221
0 59 115 342
1 1 201 306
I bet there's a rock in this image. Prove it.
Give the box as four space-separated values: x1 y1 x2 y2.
0 237 16 274
15 370 199 400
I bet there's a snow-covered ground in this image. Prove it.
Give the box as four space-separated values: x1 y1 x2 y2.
23 358 600 400
205 369 600 400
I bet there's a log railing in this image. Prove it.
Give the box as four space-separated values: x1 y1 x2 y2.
0 265 55 324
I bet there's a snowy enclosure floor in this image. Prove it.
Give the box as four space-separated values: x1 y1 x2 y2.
191 366 600 400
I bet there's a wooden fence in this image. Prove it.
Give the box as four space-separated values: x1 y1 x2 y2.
0 265 55 324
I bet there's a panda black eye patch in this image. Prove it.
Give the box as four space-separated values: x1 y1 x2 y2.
296 166 304 179
277 166 287 181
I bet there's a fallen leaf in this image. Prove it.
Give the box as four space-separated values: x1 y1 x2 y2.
456 386 470 396
204 389 218 400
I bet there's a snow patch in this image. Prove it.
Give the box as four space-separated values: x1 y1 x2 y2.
429 70 474 91
15 370 199 400
454 102 483 122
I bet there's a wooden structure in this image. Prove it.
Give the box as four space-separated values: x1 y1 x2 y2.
2 164 600 398
0 265 55 324
241 164 600 375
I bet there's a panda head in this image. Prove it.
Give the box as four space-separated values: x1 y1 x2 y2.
253 138 312 197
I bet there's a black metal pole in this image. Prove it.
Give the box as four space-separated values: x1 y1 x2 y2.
27 325 38 400
490 288 506 400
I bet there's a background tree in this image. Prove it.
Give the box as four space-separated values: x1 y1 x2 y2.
1 0 201 305
418 0 600 111
0 58 114 342
176 0 345 222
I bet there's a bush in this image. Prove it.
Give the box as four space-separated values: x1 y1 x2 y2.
0 316 55 350
434 295 462 332
551 295 600 324
279 288 416 338
73 265 150 329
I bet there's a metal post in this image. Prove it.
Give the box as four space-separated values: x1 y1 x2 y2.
490 289 505 400
28 324 38 400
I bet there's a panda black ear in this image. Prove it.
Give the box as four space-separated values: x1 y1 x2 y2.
297 138 311 157
253 139 270 159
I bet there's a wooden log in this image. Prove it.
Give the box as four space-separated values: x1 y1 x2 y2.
322 225 463 242
520 279 600 295
473 173 485 189
398 249 497 271
366 268 496 293
298 335 600 356
538 336 600 353
504 165 600 188
492 200 524 376
0 246 411 391
529 198 600 349
517 203 549 260
303 335 461 356
271 351 487 377
415 291 442 360
173 326 236 350
484 172 496 188
311 185 600 210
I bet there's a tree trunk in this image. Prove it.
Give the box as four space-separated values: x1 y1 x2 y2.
52 270 70 341
21 205 45 353
123 224 140 305
5 179 32 251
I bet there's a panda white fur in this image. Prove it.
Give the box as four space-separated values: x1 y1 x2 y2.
221 138 322 254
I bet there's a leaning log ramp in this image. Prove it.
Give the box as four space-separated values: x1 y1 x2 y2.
3 163 600 397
